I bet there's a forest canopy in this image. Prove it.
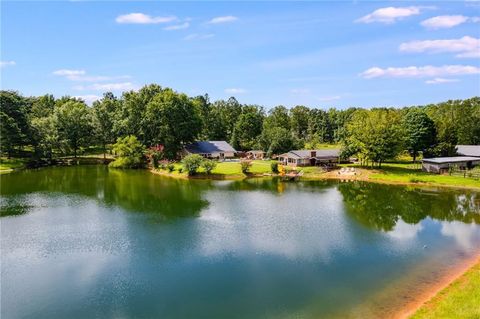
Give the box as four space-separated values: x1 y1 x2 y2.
1 84 479 166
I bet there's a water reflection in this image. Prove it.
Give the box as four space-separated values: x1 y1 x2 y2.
196 185 354 261
1 167 480 319
1 166 209 220
338 182 480 232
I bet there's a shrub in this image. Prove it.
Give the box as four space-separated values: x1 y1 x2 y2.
201 159 217 175
146 145 164 168
178 167 183 174
109 136 145 169
240 159 252 174
182 154 204 176
271 162 279 173
167 163 175 172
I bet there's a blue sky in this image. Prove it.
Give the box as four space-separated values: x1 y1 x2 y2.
1 1 479 108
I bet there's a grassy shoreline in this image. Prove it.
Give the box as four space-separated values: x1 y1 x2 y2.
408 258 480 319
151 160 480 190
2 157 479 190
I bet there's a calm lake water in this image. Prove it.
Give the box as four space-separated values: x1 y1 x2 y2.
1 166 479 319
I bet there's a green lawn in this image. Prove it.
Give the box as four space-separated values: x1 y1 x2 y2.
410 262 480 319
158 160 274 177
158 160 480 188
0 157 26 171
365 163 480 188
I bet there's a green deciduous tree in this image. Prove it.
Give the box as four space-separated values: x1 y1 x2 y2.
290 105 310 140
344 109 404 167
54 100 93 157
0 91 30 157
230 105 264 150
92 92 120 159
143 89 202 158
109 135 146 168
258 127 300 157
403 108 436 162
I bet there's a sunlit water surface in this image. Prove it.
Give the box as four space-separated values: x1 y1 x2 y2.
1 166 479 318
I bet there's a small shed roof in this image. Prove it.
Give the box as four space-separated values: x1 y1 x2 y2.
457 145 480 157
279 149 340 159
185 141 236 154
422 156 480 164
247 150 265 154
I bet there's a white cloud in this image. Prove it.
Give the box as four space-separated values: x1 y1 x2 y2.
183 33 215 41
116 13 176 24
73 82 137 91
208 16 238 24
224 88 246 94
399 36 480 59
421 15 469 29
425 78 459 84
73 95 102 105
163 22 189 31
355 6 427 24
441 222 479 251
360 65 480 79
388 219 423 240
53 69 85 76
0 60 16 68
53 69 130 82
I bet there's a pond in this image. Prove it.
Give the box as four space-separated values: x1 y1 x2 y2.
1 166 479 319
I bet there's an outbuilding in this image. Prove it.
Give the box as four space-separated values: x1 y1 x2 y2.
422 156 480 174
278 149 340 167
184 141 237 160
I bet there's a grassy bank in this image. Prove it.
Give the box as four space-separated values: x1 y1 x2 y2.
0 158 26 171
153 160 480 189
154 160 274 179
410 261 480 319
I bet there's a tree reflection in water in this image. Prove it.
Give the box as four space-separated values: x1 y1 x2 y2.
0 166 210 220
337 181 480 232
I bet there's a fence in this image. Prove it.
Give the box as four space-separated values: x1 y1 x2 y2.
449 167 480 180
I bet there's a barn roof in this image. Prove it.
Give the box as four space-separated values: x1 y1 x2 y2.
185 141 236 154
422 156 480 164
457 145 480 157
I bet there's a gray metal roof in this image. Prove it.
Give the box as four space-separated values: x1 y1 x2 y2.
185 141 237 154
280 149 340 159
457 145 480 157
422 156 480 164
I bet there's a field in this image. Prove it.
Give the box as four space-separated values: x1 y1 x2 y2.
410 261 480 319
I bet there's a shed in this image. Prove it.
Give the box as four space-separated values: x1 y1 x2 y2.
422 156 480 174
184 141 237 159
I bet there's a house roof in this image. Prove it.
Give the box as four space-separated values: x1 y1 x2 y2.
185 141 236 154
457 145 480 157
279 149 340 159
422 156 480 164
247 150 265 154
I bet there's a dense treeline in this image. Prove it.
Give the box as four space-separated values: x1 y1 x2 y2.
1 84 479 166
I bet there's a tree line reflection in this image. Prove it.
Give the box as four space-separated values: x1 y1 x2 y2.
337 182 480 231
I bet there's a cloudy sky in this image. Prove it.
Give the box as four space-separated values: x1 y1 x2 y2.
1 1 479 108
